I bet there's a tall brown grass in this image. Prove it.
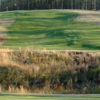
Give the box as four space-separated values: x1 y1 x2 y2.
0 49 100 94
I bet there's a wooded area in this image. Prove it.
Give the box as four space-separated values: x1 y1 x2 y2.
0 0 100 11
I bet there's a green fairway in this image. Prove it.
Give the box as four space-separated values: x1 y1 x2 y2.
0 95 100 100
0 10 100 50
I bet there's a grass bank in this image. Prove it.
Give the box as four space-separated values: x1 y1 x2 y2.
0 50 100 94
0 10 100 50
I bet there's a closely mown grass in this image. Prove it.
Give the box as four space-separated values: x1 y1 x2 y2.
0 10 100 50
87 87 100 94
0 50 100 94
0 94 100 100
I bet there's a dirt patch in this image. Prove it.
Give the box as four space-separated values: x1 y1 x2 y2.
0 18 16 44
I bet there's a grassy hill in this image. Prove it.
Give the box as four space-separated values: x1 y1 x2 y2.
0 10 100 50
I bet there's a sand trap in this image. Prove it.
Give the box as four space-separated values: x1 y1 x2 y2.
0 18 16 27
0 27 9 44
73 10 100 23
69 10 100 23
0 18 16 44
57 9 100 23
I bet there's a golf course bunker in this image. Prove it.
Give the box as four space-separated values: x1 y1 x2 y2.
58 10 100 23
0 18 16 44
0 27 8 44
70 10 100 23
75 13 100 23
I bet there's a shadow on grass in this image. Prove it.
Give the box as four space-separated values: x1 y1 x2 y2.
15 12 77 24
82 44 100 50
8 28 81 47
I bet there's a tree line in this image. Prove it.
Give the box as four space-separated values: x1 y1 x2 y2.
0 0 100 11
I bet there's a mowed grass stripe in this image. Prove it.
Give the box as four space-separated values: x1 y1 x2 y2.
0 95 100 100
0 10 100 50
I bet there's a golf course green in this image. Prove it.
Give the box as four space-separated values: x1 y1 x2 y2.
0 10 100 50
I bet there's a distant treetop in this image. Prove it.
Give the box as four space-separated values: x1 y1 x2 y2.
0 0 99 11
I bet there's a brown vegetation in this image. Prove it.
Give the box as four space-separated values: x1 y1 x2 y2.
0 49 100 94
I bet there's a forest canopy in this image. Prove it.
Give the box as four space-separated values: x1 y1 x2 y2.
0 0 100 11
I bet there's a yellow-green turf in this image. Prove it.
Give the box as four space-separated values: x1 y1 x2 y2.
0 10 100 50
0 95 100 100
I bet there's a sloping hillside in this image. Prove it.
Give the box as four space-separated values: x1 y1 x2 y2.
0 10 100 50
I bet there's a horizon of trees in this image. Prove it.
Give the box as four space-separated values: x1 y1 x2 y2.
0 0 100 11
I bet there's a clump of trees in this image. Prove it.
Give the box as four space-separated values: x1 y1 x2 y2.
0 0 100 11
